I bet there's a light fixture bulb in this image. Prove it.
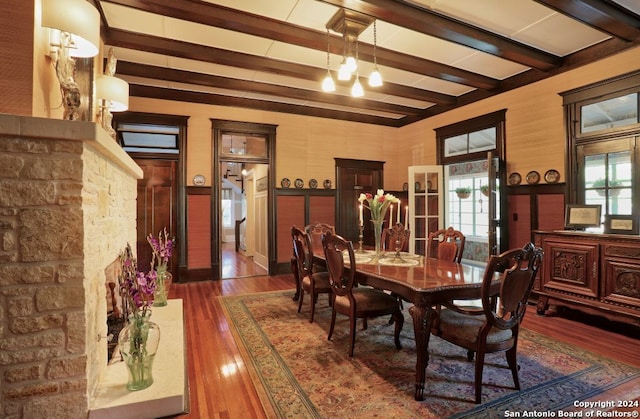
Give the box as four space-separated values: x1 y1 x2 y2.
322 73 336 92
351 77 364 97
369 69 383 87
338 61 351 81
345 56 357 73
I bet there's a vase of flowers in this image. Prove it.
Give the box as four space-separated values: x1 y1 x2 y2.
118 244 160 391
358 189 400 255
148 228 174 307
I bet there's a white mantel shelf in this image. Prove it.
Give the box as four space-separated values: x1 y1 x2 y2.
89 299 188 419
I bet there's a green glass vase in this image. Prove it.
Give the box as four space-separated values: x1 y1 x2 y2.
118 314 161 391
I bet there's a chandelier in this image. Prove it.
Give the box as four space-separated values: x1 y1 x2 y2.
322 9 382 97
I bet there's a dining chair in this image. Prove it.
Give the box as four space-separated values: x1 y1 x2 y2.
381 223 411 252
427 226 466 263
322 231 404 357
305 223 335 256
291 225 332 323
431 242 543 404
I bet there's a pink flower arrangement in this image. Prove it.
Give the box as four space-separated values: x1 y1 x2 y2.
147 228 174 271
119 243 156 319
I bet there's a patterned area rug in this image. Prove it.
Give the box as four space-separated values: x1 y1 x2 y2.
220 290 640 418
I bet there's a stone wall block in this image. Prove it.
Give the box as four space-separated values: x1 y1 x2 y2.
0 154 24 178
0 180 56 208
2 230 16 251
56 182 83 206
22 158 82 181
4 365 41 383
22 392 86 419
45 355 86 379
19 208 83 262
0 265 56 286
0 139 48 154
56 263 83 284
35 287 84 312
8 313 63 334
4 382 58 400
65 311 85 355
49 140 84 154
0 347 63 366
0 329 65 351
7 297 32 317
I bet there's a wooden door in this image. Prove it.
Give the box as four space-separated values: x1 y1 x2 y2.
135 159 178 279
335 159 384 244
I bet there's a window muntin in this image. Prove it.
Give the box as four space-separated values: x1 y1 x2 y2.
447 168 494 239
584 151 632 216
443 127 496 158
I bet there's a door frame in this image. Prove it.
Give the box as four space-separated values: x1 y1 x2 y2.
212 120 276 280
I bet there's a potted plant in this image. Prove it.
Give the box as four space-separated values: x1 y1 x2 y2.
455 187 472 199
480 184 490 197
592 178 621 196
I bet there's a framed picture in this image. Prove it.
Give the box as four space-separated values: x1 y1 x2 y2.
256 176 268 192
604 214 638 235
564 204 602 230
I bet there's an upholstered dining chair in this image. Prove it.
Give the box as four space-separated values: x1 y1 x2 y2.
381 223 411 252
427 226 466 263
322 231 404 357
291 225 332 323
431 242 543 404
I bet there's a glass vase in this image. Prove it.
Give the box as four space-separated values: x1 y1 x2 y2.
153 266 168 307
372 219 384 255
118 314 161 391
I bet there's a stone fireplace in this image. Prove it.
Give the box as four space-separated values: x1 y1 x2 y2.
0 114 141 418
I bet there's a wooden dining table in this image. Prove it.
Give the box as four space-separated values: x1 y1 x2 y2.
314 249 490 401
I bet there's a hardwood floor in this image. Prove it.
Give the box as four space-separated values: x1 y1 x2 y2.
171 275 640 418
220 242 268 279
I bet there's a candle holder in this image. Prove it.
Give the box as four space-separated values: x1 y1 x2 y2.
357 224 366 253
387 223 408 263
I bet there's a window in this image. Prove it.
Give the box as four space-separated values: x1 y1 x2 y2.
221 189 233 227
448 173 491 238
118 123 180 154
563 71 640 222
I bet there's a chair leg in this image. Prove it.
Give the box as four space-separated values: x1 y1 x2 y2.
309 289 316 323
297 289 304 313
392 309 404 349
506 346 521 390
474 349 486 404
349 316 357 357
327 309 337 341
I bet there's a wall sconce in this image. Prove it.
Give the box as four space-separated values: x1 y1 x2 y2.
42 0 100 120
96 75 129 139
96 49 129 139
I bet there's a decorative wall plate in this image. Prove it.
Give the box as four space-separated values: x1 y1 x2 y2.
526 171 540 185
402 182 408 191
323 179 332 189
309 178 318 189
280 177 291 188
192 174 206 186
294 178 304 189
544 169 560 183
508 172 522 186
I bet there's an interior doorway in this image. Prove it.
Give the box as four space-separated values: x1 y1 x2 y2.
220 161 269 279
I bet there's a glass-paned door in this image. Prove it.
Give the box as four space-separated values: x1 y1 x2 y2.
409 165 443 256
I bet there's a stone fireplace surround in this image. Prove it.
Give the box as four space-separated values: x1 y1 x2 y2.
0 114 141 418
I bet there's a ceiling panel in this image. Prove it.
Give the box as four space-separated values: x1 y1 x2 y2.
98 0 640 127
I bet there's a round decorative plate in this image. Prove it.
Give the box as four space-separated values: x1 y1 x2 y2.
508 172 522 186
544 169 560 184
192 174 206 186
294 178 304 189
402 182 409 191
323 179 332 189
280 177 291 188
309 178 318 189
526 171 540 185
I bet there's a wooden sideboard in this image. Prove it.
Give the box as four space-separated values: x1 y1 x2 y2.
534 230 640 325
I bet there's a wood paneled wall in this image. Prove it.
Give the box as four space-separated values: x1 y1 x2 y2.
187 191 211 269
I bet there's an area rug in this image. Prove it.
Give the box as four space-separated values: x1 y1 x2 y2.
219 290 640 418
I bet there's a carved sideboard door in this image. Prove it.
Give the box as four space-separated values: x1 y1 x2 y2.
602 243 640 309
541 238 599 299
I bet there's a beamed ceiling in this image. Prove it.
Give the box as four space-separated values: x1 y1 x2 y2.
95 0 640 127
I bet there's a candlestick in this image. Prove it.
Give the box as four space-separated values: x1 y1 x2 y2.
405 205 409 229
359 204 363 227
397 199 401 223
389 205 393 226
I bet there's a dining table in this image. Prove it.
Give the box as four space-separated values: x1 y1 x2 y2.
314 248 491 401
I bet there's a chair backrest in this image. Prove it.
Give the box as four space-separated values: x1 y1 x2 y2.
381 223 411 252
481 242 543 330
305 223 335 256
427 227 466 263
322 231 356 298
291 225 313 279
